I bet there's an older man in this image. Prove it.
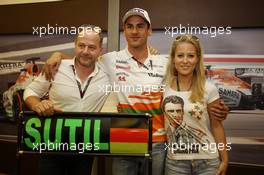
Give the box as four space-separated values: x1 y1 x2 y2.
24 25 110 175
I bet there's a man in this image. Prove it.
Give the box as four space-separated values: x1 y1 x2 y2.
43 8 229 175
23 25 110 175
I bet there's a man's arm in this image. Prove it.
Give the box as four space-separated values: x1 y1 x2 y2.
43 45 157 81
148 45 158 55
209 99 229 175
23 75 59 116
208 99 229 121
42 52 71 81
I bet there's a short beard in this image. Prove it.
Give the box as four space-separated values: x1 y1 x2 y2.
75 56 95 68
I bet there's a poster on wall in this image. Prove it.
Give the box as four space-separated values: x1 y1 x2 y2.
0 61 26 75
0 58 43 119
206 67 264 110
203 55 264 111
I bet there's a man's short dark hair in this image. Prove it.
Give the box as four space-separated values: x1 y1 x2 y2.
162 95 184 112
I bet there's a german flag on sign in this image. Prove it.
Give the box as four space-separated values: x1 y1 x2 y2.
110 128 148 154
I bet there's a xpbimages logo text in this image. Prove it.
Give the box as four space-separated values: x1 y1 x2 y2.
98 82 165 95
32 24 101 37
32 141 100 154
164 24 232 38
164 141 232 154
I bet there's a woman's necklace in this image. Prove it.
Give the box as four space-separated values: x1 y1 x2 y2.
176 77 192 91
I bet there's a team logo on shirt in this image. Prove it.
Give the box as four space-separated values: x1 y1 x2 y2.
118 75 126 81
116 60 129 64
116 72 129 81
116 59 131 72
148 72 163 78
116 64 131 72
147 63 164 69
116 72 129 77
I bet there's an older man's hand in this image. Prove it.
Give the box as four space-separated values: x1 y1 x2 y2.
32 100 61 116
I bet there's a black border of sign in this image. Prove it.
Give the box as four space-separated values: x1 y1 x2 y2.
17 111 153 175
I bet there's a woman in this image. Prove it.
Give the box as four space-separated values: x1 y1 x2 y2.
162 35 228 175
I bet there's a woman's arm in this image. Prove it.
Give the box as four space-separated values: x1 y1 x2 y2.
208 99 229 175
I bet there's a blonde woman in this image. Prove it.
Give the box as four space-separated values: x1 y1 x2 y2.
162 35 228 175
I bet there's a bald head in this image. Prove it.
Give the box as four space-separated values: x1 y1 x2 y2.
75 25 103 46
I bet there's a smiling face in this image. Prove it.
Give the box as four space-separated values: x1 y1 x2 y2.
123 15 151 49
74 31 102 68
174 42 199 77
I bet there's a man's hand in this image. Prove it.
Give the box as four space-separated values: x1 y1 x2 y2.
148 45 158 55
209 99 229 121
32 100 61 116
41 52 62 81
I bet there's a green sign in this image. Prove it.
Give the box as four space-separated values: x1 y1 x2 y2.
23 116 110 153
20 112 150 155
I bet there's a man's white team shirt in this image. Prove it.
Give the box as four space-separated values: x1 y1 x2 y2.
98 47 168 142
24 59 110 112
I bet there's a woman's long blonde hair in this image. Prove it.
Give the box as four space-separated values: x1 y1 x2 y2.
164 35 206 103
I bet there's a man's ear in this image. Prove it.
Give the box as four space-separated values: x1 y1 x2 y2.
99 47 103 55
